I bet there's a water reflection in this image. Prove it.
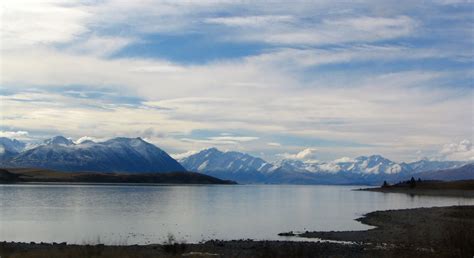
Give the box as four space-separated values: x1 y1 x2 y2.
0 184 473 244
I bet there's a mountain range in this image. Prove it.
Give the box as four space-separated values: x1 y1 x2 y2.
1 136 184 173
1 136 472 184
179 148 471 184
0 137 26 161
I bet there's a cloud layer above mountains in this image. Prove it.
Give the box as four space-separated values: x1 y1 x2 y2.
1 0 473 162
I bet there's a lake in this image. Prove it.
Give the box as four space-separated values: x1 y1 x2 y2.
1 184 473 244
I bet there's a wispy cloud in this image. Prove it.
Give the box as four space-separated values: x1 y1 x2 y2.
235 16 417 46
208 136 259 142
205 15 294 27
66 35 136 57
267 142 281 147
180 135 259 146
1 0 472 162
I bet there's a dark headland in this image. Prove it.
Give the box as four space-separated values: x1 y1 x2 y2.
0 168 236 185
359 179 474 197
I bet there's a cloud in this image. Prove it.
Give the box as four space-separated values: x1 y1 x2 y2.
1 0 472 162
2 0 90 50
333 157 355 163
1 65 472 162
267 142 281 147
317 163 342 173
224 15 417 46
75 136 99 144
180 138 237 145
205 15 294 27
279 148 318 161
180 135 259 146
324 16 415 33
129 65 186 73
439 139 474 161
248 45 444 69
67 35 136 57
0 130 30 139
170 150 199 160
208 136 258 142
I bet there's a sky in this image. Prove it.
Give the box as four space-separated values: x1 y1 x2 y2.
0 0 473 162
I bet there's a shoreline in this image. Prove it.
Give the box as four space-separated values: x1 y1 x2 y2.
280 205 474 257
359 187 474 198
2 205 473 257
0 239 437 258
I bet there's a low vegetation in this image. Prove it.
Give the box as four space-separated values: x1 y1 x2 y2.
0 168 236 185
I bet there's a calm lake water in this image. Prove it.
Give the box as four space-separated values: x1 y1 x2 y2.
1 184 473 244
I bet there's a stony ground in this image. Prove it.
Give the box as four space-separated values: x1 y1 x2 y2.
285 205 474 258
0 239 440 258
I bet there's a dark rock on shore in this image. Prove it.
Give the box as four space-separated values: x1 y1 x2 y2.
285 205 474 258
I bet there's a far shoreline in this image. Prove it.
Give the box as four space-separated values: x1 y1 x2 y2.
358 179 474 198
0 168 237 185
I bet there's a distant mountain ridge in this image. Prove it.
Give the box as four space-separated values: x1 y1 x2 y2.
1 137 471 184
0 137 27 161
413 163 474 181
1 136 185 173
273 155 412 175
180 148 275 173
180 148 470 184
179 148 275 183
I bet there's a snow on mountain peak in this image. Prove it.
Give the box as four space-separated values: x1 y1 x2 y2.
43 136 75 146
6 136 184 173
180 147 275 174
2 136 468 184
0 137 26 153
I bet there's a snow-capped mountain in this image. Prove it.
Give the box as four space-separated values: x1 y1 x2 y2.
274 155 410 175
413 163 474 181
406 159 465 173
0 136 470 184
274 159 317 173
43 136 75 146
3 136 185 173
274 159 345 174
0 137 26 155
179 148 469 184
180 148 275 173
340 155 411 174
179 148 276 182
